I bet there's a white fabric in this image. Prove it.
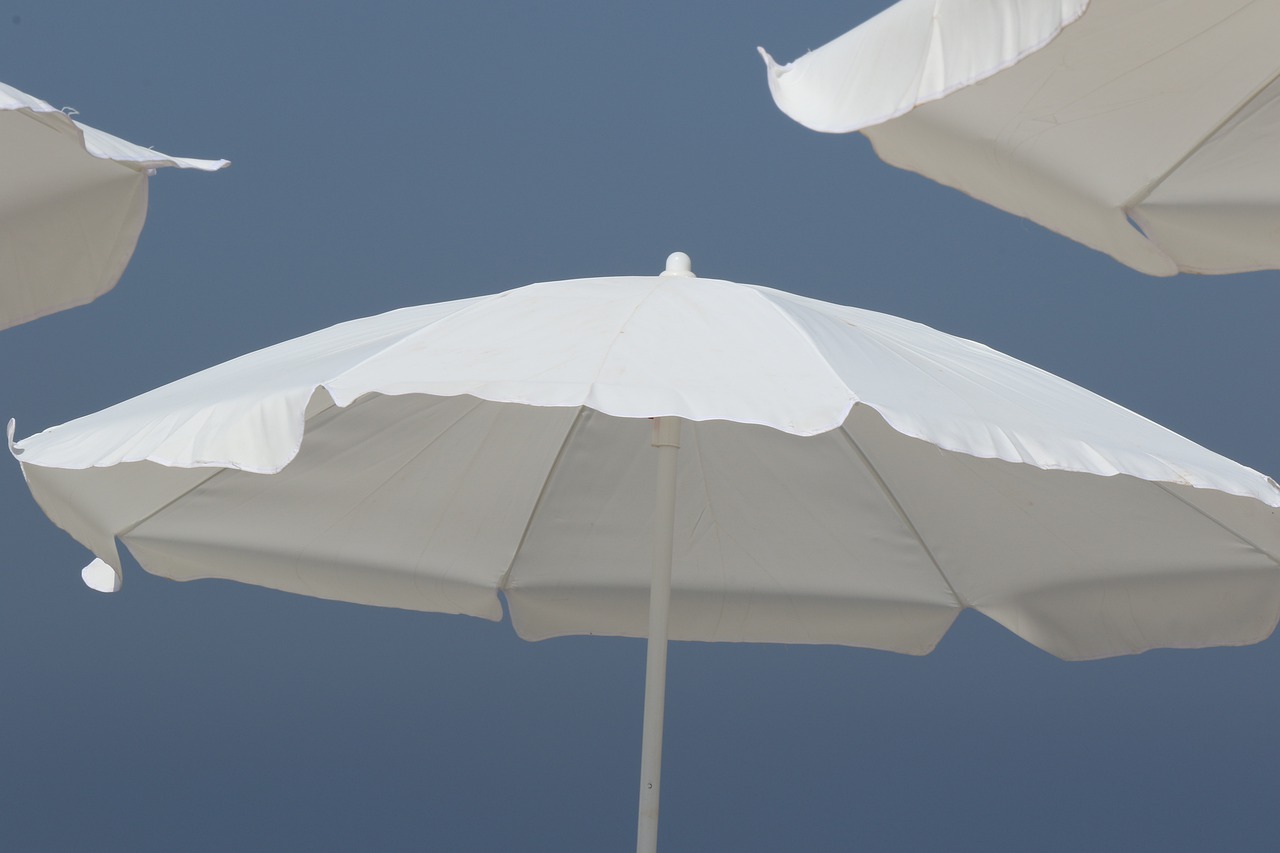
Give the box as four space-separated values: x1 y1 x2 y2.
759 0 1088 132
13 272 1280 659
0 80 227 330
81 558 121 593
762 0 1280 275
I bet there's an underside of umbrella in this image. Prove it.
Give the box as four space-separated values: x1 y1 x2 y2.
762 0 1280 275
18 396 1280 662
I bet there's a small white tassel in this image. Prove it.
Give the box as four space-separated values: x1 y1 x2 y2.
81 558 121 593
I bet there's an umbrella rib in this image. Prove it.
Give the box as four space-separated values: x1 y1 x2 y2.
1123 62 1280 213
113 466 227 542
837 423 965 608
742 286 857 425
496 405 587 593
1152 482 1280 569
111 389 384 547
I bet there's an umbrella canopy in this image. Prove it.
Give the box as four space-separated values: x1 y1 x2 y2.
13 253 1280 658
760 0 1280 276
0 80 227 330
12 254 1280 849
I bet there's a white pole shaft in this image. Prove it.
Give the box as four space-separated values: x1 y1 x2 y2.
637 416 681 853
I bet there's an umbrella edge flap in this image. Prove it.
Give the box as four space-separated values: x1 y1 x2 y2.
760 0 1091 134
1 80 228 172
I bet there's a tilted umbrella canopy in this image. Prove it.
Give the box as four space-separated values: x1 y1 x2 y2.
12 255 1280 660
0 80 228 330
761 0 1280 276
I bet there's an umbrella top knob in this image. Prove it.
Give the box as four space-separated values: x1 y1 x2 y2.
660 252 695 278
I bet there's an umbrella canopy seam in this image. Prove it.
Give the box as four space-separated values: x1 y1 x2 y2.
355 394 490 610
110 468 225 545
88 466 225 577
496 406 588 593
323 292 511 410
584 280 664 399
837 422 965 609
743 285 857 426
1124 63 1280 215
1153 481 1280 570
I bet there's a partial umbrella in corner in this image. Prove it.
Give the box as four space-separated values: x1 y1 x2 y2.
0 79 227 329
761 0 1280 275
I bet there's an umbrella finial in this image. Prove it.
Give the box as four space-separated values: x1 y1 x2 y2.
661 252 694 278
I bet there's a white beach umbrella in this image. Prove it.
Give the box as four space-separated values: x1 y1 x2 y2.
0 80 227 330
760 0 1280 276
12 253 1280 851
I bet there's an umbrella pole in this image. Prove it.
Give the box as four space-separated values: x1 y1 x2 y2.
637 416 681 853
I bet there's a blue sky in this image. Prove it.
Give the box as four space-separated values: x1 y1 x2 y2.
2 2 1279 850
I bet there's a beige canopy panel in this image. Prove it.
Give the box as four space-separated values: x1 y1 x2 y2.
0 80 227 330
762 0 1280 276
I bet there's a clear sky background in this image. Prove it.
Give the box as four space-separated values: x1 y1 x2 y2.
2 2 1279 851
